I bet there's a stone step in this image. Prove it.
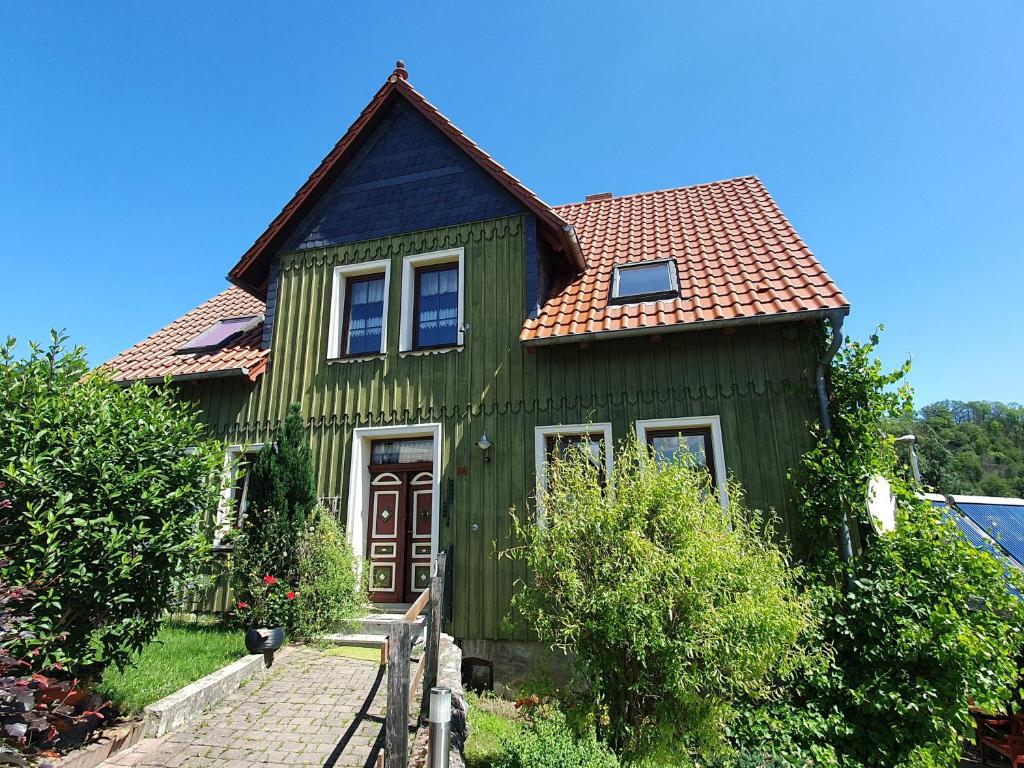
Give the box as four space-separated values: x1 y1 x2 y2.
370 606 413 618
357 612 426 636
322 628 427 649
323 632 386 648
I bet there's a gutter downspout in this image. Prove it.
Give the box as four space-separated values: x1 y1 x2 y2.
816 310 854 567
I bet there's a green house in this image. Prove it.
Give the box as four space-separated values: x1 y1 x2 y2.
107 63 849 662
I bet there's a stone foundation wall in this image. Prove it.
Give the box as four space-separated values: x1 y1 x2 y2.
458 639 573 698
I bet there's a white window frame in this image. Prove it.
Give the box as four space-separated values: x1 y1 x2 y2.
635 416 729 509
327 258 392 359
534 423 615 507
399 247 465 353
611 259 678 301
215 443 264 546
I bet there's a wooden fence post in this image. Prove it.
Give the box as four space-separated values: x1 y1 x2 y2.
385 621 412 767
423 552 446 693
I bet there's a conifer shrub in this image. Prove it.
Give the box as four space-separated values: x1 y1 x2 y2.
230 402 317 630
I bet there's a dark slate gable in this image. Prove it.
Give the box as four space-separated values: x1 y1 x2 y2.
280 98 525 252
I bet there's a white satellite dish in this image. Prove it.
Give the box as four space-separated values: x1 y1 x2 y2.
866 474 897 534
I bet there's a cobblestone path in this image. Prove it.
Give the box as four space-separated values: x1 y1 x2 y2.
101 647 388 768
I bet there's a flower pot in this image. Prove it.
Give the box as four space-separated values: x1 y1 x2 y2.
244 626 285 654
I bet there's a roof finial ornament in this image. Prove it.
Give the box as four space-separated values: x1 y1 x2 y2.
392 60 408 82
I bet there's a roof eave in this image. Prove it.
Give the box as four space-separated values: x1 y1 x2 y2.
115 367 259 387
520 306 851 347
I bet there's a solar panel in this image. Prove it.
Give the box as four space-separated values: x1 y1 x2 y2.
935 499 1024 598
954 505 1024 565
179 316 258 353
956 501 1024 567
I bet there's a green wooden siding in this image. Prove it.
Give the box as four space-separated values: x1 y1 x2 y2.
183 214 822 640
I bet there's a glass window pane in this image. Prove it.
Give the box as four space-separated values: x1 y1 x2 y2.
647 428 714 487
345 275 385 355
371 438 434 464
415 265 459 348
546 433 606 480
615 262 674 298
180 316 257 352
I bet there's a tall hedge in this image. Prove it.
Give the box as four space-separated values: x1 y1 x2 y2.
0 333 224 678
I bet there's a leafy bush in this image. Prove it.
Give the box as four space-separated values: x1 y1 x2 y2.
508 433 819 763
231 402 315 630
0 334 224 678
0 568 110 756
291 509 365 640
493 705 619 768
776 330 1024 768
814 502 1024 767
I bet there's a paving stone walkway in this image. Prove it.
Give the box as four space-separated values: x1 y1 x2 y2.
102 647 388 768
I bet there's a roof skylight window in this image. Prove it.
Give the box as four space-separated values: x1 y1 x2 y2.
178 315 261 353
611 261 678 303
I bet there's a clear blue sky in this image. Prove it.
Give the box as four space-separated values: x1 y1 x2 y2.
2 2 1021 407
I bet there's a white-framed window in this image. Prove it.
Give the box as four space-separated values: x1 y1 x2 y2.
399 248 465 353
635 416 729 508
215 444 264 545
611 260 678 303
534 423 614 493
327 259 392 359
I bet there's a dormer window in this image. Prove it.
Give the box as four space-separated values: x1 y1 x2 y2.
179 315 261 354
611 261 678 304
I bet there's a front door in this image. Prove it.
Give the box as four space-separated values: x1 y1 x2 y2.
366 466 434 603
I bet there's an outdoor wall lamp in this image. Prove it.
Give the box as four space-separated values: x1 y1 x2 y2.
477 433 492 462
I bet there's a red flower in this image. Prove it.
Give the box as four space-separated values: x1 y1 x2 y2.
237 601 249 610
263 574 277 585
286 591 296 601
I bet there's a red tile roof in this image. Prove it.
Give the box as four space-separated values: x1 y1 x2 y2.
520 176 849 344
104 288 268 383
228 63 582 298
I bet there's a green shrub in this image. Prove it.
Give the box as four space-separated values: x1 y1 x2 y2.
816 502 1024 767
779 330 1024 768
493 706 619 768
291 509 365 639
231 402 315 629
0 333 224 678
508 432 819 763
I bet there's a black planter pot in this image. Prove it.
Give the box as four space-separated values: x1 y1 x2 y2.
244 626 285 655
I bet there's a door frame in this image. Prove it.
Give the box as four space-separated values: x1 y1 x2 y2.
346 423 443 590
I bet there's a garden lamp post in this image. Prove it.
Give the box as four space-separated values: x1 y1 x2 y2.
428 686 452 768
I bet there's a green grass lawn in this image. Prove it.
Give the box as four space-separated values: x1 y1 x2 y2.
464 692 522 767
95 620 246 715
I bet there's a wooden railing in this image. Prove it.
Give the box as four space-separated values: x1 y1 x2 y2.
382 550 447 768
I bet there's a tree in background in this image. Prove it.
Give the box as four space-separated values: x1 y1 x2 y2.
0 333 224 679
889 400 1024 497
231 402 316 626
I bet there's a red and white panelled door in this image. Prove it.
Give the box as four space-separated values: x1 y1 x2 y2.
366 465 434 604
